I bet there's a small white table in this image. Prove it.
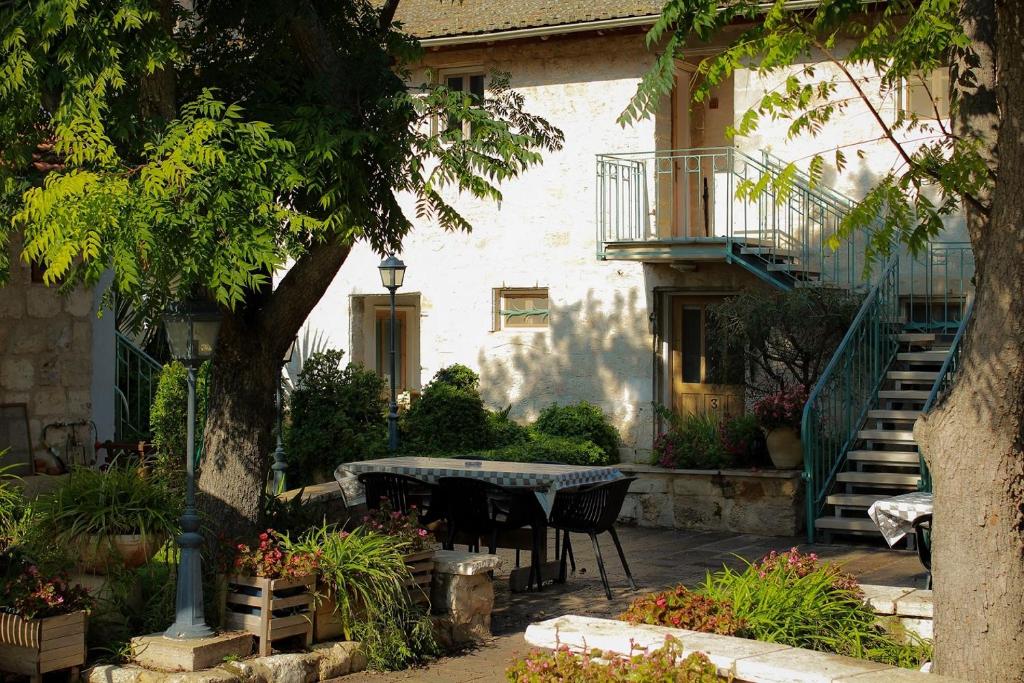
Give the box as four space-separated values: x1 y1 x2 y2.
867 492 934 546
335 456 622 518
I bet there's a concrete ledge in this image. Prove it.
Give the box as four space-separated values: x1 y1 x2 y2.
433 550 503 576
524 615 960 682
616 465 804 536
861 585 933 640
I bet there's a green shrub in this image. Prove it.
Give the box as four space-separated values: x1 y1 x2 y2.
150 361 210 459
720 414 768 468
486 407 530 448
534 401 620 463
286 524 440 669
402 367 490 454
699 548 931 668
653 409 728 469
429 363 479 392
465 431 611 467
286 350 388 484
506 640 721 682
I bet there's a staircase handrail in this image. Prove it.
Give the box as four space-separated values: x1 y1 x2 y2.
917 298 975 492
114 331 164 442
801 253 901 543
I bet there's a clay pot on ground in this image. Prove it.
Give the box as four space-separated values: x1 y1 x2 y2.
764 428 804 469
76 534 165 574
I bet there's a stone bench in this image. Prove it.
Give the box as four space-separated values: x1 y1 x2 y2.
430 550 502 646
525 615 962 682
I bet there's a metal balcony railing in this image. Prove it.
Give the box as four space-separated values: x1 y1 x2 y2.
595 147 871 289
115 331 163 442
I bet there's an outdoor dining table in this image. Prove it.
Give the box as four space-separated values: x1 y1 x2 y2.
868 491 934 585
334 456 624 590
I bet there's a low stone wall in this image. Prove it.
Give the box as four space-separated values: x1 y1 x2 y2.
861 584 933 641
617 464 804 537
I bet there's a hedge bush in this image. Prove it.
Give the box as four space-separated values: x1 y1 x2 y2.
534 401 620 463
150 361 210 459
486 408 531 448
401 366 491 453
286 350 388 483
469 431 611 467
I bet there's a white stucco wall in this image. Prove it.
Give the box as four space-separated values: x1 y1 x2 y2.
303 30 970 461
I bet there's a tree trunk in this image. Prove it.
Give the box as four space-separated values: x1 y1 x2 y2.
914 0 1024 677
197 312 280 543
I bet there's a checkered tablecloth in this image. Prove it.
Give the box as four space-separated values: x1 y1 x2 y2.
867 492 934 546
335 456 623 517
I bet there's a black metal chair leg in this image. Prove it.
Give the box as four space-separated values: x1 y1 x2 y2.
554 529 561 561
590 533 612 600
557 531 570 584
565 533 576 573
531 525 544 591
515 549 520 567
607 527 637 591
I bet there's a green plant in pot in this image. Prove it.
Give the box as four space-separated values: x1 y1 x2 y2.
753 386 809 469
31 467 180 574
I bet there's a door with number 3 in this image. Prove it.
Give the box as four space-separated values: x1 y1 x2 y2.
671 297 744 419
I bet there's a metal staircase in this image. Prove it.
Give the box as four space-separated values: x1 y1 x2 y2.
813 331 951 539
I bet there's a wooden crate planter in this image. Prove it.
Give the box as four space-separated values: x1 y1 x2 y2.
404 548 435 605
0 610 86 681
224 574 314 657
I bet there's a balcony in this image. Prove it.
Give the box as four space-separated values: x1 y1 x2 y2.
595 147 871 289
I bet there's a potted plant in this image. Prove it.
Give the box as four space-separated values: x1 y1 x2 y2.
753 385 809 469
0 564 93 678
30 467 180 573
286 525 411 642
225 529 319 656
362 499 438 603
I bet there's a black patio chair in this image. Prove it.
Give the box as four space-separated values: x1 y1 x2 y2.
913 513 932 589
549 476 637 600
437 476 547 591
357 472 443 524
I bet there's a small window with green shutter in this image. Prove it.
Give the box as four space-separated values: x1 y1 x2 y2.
493 288 549 330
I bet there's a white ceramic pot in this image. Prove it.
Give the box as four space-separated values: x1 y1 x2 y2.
77 534 165 573
765 428 804 469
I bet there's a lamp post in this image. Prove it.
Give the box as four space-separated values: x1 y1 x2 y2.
271 338 295 493
378 255 406 452
162 299 221 640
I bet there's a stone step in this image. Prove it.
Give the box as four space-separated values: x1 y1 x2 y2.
814 516 879 532
857 429 916 443
896 333 936 344
887 370 939 382
897 350 948 363
866 409 923 421
877 390 930 402
827 493 885 508
847 449 921 465
836 471 921 487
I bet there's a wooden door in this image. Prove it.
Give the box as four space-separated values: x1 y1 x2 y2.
672 63 710 238
670 297 744 419
375 308 409 391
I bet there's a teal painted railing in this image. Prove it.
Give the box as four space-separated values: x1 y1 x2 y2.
595 147 870 289
114 331 163 442
801 255 902 543
903 241 975 332
918 298 974 492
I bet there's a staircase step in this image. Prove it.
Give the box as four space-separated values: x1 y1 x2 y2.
740 246 795 257
857 429 916 443
897 333 936 344
887 370 939 382
897 350 948 363
848 449 921 465
836 471 921 486
814 517 879 533
878 390 930 401
866 409 923 421
827 493 885 508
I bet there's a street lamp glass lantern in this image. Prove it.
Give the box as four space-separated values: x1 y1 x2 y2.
163 300 222 366
378 255 406 290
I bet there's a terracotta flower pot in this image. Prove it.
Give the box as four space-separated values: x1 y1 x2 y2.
765 428 804 469
76 534 164 573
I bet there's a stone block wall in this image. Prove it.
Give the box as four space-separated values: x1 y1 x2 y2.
617 464 805 536
1 235 100 468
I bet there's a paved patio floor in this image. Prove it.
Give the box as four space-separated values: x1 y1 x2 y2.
346 526 927 683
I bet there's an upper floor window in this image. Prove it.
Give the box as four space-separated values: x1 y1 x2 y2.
493 287 549 330
442 70 486 136
901 67 950 120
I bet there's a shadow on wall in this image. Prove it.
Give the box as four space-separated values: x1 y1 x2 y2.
476 288 652 461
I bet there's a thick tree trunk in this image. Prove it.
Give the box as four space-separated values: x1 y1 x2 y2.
197 312 280 542
914 0 1024 678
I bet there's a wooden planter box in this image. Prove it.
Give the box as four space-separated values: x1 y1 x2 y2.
313 588 349 643
404 548 435 605
224 574 314 657
0 610 86 681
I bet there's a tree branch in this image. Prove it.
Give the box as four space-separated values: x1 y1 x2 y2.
379 0 402 30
